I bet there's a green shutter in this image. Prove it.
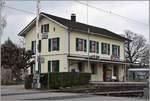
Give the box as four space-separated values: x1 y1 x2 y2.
76 38 79 51
118 46 120 57
84 40 87 52
97 41 99 53
31 41 36 54
112 45 114 55
31 41 34 53
38 40 41 52
101 43 103 54
57 61 59 72
108 44 110 55
41 25 43 33
48 39 51 52
48 61 51 73
89 41 92 52
57 38 59 51
47 24 49 32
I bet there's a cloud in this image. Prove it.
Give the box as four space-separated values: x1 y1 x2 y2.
2 1 149 44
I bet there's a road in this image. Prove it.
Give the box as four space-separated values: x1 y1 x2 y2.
1 85 148 101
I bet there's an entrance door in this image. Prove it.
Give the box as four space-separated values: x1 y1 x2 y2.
113 65 119 81
103 64 112 81
78 62 83 72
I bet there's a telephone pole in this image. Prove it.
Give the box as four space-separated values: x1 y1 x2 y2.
87 1 90 71
0 0 5 70
35 0 40 88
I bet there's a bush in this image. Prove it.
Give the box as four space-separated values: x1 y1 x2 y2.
24 74 33 89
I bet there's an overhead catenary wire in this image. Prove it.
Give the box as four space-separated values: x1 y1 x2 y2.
4 5 35 14
75 0 149 26
2 1 149 27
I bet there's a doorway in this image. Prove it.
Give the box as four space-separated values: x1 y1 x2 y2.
103 64 112 82
113 65 119 81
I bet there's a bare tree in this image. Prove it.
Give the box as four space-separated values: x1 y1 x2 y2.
141 44 149 65
124 30 147 63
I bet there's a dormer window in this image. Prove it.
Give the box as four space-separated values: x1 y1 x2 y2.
41 24 49 33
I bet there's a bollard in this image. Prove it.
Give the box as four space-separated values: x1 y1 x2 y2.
143 88 149 99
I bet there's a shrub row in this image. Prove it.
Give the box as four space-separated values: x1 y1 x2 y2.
24 72 91 89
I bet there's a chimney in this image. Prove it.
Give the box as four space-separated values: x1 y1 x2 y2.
71 13 76 22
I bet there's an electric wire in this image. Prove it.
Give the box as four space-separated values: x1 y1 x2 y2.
75 0 149 26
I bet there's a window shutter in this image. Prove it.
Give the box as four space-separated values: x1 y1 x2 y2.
57 38 59 51
31 41 36 54
44 25 46 32
112 45 114 55
97 41 99 53
89 41 92 52
76 38 79 51
48 39 51 52
118 46 120 57
38 40 41 52
101 43 103 54
57 61 59 72
48 61 51 73
108 44 110 55
31 41 34 53
41 25 43 33
47 24 49 32
84 40 87 52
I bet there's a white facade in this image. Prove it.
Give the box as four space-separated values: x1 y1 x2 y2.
22 14 127 82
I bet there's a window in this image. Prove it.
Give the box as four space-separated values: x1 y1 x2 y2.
89 40 99 53
53 27 55 32
48 38 59 51
101 43 110 55
76 38 87 52
48 60 59 72
41 24 49 33
52 38 59 51
31 40 41 54
112 45 120 57
91 63 97 74
52 60 59 72
31 41 36 54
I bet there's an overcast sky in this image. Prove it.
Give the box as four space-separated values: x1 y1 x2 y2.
2 1 149 44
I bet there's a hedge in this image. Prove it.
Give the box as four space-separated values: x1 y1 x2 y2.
24 72 91 89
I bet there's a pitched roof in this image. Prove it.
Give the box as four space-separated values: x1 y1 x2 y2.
18 12 128 41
